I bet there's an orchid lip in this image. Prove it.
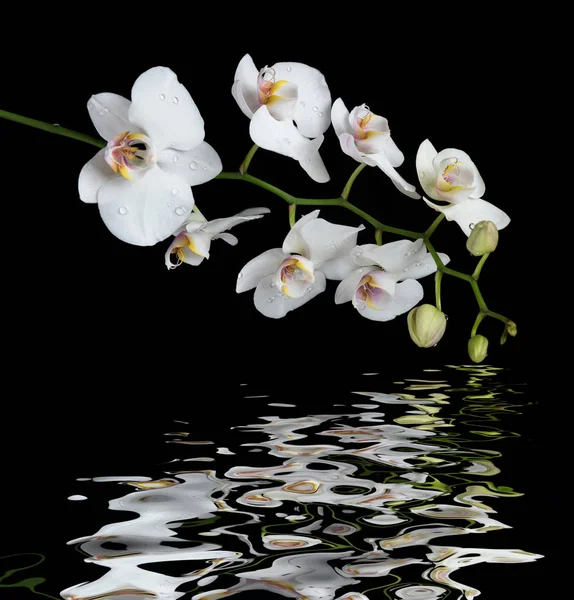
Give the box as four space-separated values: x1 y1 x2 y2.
104 131 155 181
274 255 315 299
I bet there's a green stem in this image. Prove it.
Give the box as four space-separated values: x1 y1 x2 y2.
425 213 445 238
239 144 259 175
289 203 297 228
472 252 490 280
341 163 366 200
435 270 443 312
471 312 486 336
0 109 105 148
375 229 383 246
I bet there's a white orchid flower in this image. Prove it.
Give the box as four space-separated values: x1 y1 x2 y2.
231 54 331 183
331 98 420 199
416 139 510 236
335 239 449 322
79 67 222 246
165 207 270 269
236 210 364 318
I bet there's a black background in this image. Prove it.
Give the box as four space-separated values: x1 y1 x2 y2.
1 16 549 599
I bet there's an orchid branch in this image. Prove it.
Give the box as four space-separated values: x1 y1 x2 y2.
0 108 516 338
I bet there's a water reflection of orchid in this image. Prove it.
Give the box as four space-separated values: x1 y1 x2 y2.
62 368 542 600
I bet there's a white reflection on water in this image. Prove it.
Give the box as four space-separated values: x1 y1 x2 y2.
62 368 543 600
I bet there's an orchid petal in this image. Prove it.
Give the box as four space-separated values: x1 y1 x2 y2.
253 272 326 318
232 54 260 118
299 149 330 183
273 62 331 138
370 152 419 197
331 98 352 138
237 207 272 217
186 230 212 258
391 178 422 200
335 268 373 304
443 199 510 236
203 211 268 236
266 80 298 121
300 219 365 267
129 67 204 152
165 233 204 269
416 139 441 201
250 106 323 162
353 239 426 272
321 255 360 280
87 93 135 142
214 232 239 245
384 136 405 168
433 147 474 172
97 166 193 246
282 209 320 257
339 132 367 164
396 252 450 281
158 142 222 186
423 196 449 213
236 248 288 293
78 148 115 203
357 279 424 322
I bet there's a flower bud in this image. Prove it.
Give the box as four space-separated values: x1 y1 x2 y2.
466 221 498 256
407 304 447 348
468 334 489 363
506 320 517 337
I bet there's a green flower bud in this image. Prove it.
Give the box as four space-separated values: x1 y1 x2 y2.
468 334 489 363
407 304 447 348
466 221 499 256
506 320 517 337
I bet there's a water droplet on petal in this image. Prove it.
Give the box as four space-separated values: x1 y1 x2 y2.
267 297 274 303
175 206 186 216
237 272 243 279
173 155 179 163
159 94 166 101
469 223 475 229
300 100 306 108
99 109 106 116
318 112 323 117
88 103 94 109
118 206 128 215
286 66 292 72
172 96 179 104
283 138 291 145
189 161 198 170
312 106 318 112
171 188 179 196
269 281 275 288
53 123 60 127
203 166 208 171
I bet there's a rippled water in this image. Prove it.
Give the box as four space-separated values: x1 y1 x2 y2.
2 365 544 599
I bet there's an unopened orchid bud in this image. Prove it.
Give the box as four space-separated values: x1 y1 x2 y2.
506 320 517 337
466 221 499 256
407 304 447 348
468 334 489 363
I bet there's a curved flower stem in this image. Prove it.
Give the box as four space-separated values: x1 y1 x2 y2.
289 203 297 228
375 229 383 246
239 144 259 175
471 312 486 336
341 163 366 201
0 108 105 148
435 270 443 312
472 252 490 280
0 110 517 336
425 213 445 238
